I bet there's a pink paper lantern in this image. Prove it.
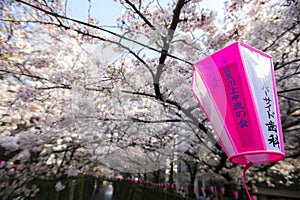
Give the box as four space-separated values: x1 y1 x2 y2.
193 187 197 193
200 187 205 194
0 160 6 167
220 187 225 195
191 41 285 165
209 185 214 193
233 191 238 200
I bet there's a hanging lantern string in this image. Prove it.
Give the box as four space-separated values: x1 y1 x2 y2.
242 162 254 200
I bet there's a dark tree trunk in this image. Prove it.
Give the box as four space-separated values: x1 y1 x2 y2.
154 170 160 183
169 161 174 184
185 160 198 200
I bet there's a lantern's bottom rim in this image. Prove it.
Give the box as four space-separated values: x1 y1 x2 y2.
229 150 285 165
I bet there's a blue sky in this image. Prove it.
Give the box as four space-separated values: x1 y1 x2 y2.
67 0 224 27
67 0 123 27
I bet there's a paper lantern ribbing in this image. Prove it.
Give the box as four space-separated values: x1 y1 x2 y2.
191 41 285 165
191 42 285 199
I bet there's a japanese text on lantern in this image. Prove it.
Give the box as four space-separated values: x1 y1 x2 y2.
262 85 280 149
208 71 220 89
221 63 250 129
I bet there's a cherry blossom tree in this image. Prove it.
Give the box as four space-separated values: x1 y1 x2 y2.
0 0 299 199
0 1 98 198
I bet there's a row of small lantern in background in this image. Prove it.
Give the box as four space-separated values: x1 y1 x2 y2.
125 178 257 200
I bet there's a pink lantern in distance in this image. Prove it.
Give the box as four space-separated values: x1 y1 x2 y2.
191 41 285 198
200 187 205 194
209 185 214 193
233 191 238 200
220 187 225 195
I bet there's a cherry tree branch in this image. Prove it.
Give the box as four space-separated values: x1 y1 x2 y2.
13 0 193 65
277 87 300 94
263 22 298 52
154 0 187 100
124 0 155 29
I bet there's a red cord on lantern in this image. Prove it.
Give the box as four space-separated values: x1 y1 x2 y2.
242 162 254 200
